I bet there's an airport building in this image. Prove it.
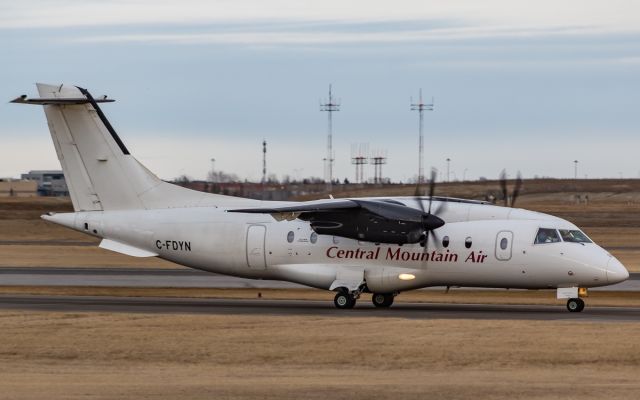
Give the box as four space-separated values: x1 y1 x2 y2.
20 170 69 196
0 178 38 197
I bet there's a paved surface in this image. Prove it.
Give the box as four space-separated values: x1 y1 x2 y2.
0 295 638 321
0 267 307 288
1 267 638 291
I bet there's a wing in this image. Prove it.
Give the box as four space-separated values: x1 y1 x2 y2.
228 198 444 244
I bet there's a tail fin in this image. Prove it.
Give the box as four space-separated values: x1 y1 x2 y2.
13 83 251 211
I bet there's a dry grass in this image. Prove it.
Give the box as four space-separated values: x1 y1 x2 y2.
0 219 96 242
0 245 179 268
2 195 640 399
0 311 639 399
1 287 640 307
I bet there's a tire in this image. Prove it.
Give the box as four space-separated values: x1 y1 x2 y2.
334 292 356 309
372 293 394 308
566 298 585 312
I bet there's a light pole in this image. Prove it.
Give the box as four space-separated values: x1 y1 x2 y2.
209 158 216 182
446 158 451 182
463 168 468 182
573 160 578 179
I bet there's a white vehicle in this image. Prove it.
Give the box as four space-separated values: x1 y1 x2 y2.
12 84 629 312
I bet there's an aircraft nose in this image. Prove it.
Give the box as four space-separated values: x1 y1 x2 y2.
606 256 630 284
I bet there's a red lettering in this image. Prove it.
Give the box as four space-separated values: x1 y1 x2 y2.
326 246 338 258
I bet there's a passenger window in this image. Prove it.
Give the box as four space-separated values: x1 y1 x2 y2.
442 236 450 248
465 237 472 249
534 228 561 244
310 232 318 244
287 231 294 243
500 237 508 250
558 229 592 243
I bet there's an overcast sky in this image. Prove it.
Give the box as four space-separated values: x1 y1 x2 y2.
1 0 639 182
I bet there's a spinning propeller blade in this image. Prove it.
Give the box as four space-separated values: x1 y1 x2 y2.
511 171 522 208
499 169 523 207
500 169 508 207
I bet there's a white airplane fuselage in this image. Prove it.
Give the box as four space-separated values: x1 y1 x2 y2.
14 83 629 311
45 197 627 294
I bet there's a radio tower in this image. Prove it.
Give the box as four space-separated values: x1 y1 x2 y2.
261 139 267 199
370 149 387 184
351 143 369 184
320 85 340 191
410 89 434 186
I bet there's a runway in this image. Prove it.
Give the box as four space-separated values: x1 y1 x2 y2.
1 267 638 291
1 294 639 322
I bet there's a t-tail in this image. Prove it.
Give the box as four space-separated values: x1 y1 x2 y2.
12 84 255 211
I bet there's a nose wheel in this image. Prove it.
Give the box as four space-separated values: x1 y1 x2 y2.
566 298 585 312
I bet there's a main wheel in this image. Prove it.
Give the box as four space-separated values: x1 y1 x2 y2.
334 292 356 309
372 293 394 308
566 298 585 312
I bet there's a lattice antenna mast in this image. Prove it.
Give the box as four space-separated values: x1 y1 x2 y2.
370 149 388 184
320 84 340 191
261 139 267 200
410 89 434 185
351 143 369 184
262 140 267 184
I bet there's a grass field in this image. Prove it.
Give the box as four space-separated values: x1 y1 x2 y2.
1 185 640 399
1 312 639 400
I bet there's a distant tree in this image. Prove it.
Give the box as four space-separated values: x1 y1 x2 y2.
343 178 350 184
267 173 279 183
174 174 192 184
207 169 239 183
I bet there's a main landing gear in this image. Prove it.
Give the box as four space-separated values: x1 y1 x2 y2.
371 293 395 308
334 291 357 309
333 288 396 309
566 298 585 312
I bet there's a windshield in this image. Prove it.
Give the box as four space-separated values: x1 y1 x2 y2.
559 229 592 243
535 228 561 244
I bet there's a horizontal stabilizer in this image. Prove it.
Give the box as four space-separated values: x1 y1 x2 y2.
99 239 158 257
10 94 114 105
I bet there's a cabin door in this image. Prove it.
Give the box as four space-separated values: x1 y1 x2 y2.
246 225 267 269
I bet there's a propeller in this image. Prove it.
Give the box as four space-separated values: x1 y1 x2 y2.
499 169 523 207
415 169 446 231
413 168 446 269
511 172 522 208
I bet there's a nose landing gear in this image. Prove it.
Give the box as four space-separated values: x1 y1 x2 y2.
566 298 585 312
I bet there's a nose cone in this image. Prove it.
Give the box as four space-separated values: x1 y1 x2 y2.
606 256 630 284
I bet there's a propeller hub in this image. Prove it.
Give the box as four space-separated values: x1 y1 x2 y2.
422 213 445 231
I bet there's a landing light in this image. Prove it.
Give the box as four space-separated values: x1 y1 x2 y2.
398 273 416 281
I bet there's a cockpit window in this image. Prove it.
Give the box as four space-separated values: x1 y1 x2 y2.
558 229 592 243
535 228 561 244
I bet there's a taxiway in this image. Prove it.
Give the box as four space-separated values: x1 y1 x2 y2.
0 295 638 322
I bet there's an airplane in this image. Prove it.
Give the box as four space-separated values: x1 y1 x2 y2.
11 83 630 312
